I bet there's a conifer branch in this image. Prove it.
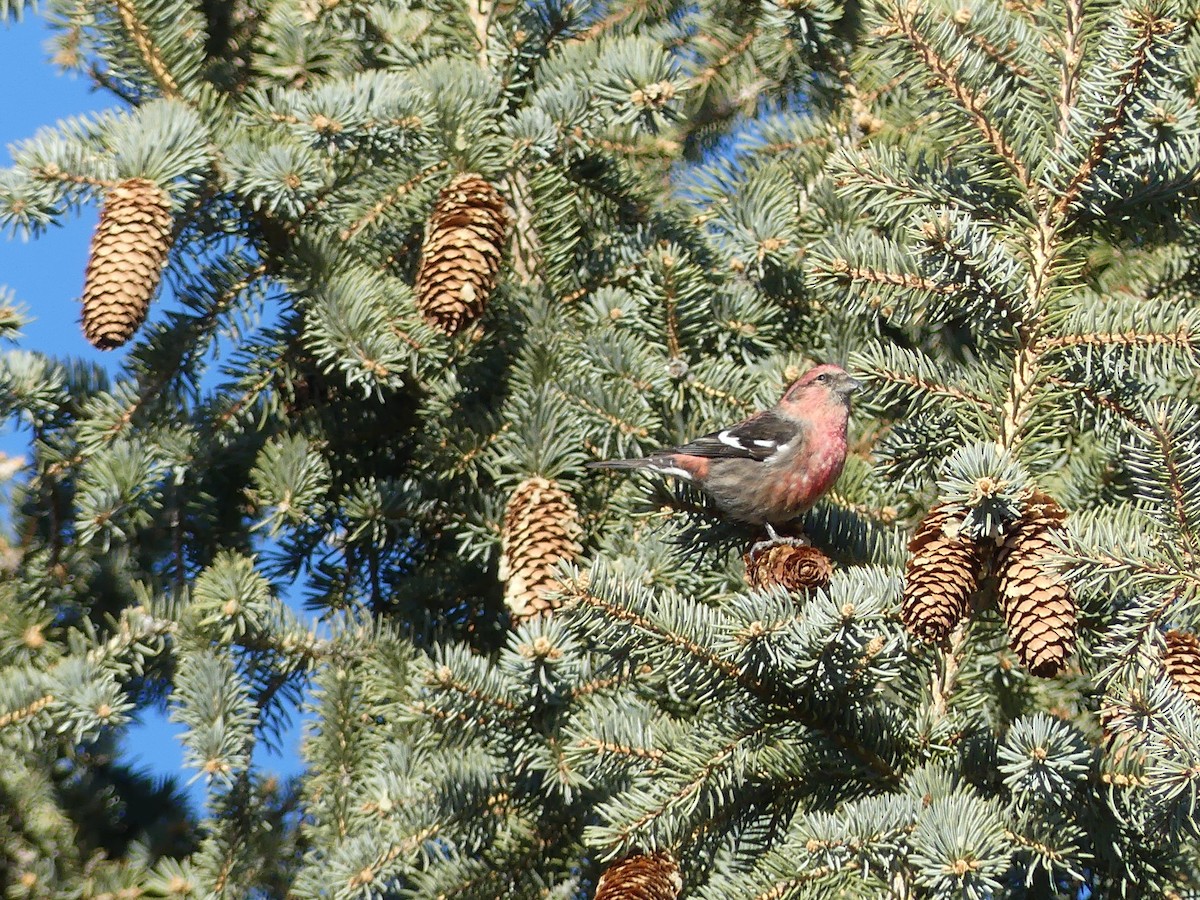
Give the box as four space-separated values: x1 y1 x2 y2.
1052 0 1085 156
554 388 651 438
750 869 838 900
40 261 269 479
688 30 760 89
339 162 448 242
467 0 495 70
568 665 654 699
949 15 1035 84
575 736 663 765
115 0 180 98
0 694 54 730
606 724 765 846
564 584 900 783
870 369 992 409
504 171 541 286
819 258 955 298
889 3 1030 189
661 264 682 361
350 824 442 890
686 377 755 412
1041 326 1198 352
1053 8 1176 219
1046 374 1153 433
1147 407 1198 561
570 587 742 681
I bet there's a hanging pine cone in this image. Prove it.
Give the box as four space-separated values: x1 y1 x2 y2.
995 492 1075 678
901 504 982 643
1164 630 1200 704
81 177 174 350
594 852 682 900
744 542 833 593
499 476 582 619
414 173 508 335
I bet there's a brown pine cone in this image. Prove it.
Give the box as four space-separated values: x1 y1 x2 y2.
81 178 174 349
499 476 582 619
744 542 833 592
414 173 509 335
901 504 983 643
594 852 682 900
995 493 1075 678
1164 630 1200 704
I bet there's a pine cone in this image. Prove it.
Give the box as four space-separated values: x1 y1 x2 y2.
414 173 508 335
995 493 1075 678
901 504 982 643
81 177 173 349
594 852 682 900
1164 630 1200 704
499 476 582 619
744 543 832 592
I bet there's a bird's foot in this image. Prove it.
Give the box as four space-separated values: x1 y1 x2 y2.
749 526 811 560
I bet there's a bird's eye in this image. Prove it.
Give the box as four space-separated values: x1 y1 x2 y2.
816 373 828 383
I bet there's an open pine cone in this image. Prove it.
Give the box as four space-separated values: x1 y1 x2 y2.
744 542 833 592
499 476 582 619
414 173 509 335
1164 630 1200 704
81 178 174 350
994 492 1075 678
901 504 982 643
594 852 682 900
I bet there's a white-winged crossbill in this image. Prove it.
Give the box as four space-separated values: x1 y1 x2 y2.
587 364 860 530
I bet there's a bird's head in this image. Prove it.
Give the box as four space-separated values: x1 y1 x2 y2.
781 364 862 411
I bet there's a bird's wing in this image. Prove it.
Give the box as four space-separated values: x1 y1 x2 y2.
667 410 805 462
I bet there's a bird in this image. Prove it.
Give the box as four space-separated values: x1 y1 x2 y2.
587 364 861 539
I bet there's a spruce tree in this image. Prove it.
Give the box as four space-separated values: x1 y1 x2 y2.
2 0 1200 896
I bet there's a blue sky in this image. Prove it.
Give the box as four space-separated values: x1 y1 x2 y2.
0 13 306 811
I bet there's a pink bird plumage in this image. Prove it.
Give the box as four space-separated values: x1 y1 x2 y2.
588 364 861 528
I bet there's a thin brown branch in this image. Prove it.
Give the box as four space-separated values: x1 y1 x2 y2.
340 162 448 242
1054 9 1177 218
687 29 759 89
115 0 179 98
553 388 651 438
0 694 54 729
873 370 993 409
574 736 664 764
1040 326 1197 352
951 16 1035 82
891 3 1030 189
1046 373 1153 432
1148 407 1198 561
831 260 956 297
1053 0 1085 156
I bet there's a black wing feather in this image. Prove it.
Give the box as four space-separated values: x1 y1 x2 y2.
668 410 803 461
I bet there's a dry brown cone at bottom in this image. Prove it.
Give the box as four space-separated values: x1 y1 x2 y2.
744 542 833 593
499 476 582 620
81 177 174 350
995 491 1076 678
414 173 509 336
594 852 682 900
901 504 983 644
1164 630 1200 705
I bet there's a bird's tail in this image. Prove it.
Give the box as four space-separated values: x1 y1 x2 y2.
585 459 651 470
